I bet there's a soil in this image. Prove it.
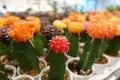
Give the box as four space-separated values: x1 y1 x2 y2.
80 45 84 49
17 77 31 80
4 68 14 79
68 60 92 76
20 60 46 76
39 61 46 70
106 53 120 57
95 56 108 64
41 71 70 80
0 56 19 67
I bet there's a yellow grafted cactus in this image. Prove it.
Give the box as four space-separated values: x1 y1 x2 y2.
52 20 67 30
68 22 83 34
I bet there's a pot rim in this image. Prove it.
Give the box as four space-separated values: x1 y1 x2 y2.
5 64 16 79
13 75 34 80
17 58 47 78
39 66 73 80
66 57 95 78
104 53 120 59
94 54 111 67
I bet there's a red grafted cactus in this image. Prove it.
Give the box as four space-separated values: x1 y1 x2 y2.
48 36 69 53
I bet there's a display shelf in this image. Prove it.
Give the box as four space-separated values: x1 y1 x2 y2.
89 59 120 80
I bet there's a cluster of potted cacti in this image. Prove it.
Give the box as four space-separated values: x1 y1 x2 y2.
0 10 120 80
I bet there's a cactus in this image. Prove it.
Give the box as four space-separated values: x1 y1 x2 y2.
67 34 79 57
96 39 109 60
78 38 101 71
48 51 65 80
4 21 44 72
48 36 69 80
105 36 120 55
76 22 117 73
0 27 12 45
66 22 83 57
77 36 91 70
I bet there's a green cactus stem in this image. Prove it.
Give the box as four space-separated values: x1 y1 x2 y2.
77 37 103 71
79 31 87 42
77 36 91 70
6 40 40 72
96 39 109 60
105 36 120 55
64 29 79 57
67 34 79 57
83 39 101 71
48 50 65 80
0 42 5 55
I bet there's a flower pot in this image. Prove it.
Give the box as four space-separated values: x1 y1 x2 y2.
17 58 47 80
94 54 110 74
39 66 73 80
79 42 85 49
4 65 16 79
64 53 79 59
105 53 120 66
13 75 34 80
66 57 94 80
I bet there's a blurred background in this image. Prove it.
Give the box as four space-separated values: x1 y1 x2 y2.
0 0 120 14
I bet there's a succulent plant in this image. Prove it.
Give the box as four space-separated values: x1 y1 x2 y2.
48 36 69 80
78 22 117 71
5 20 44 73
0 27 11 44
7 21 34 42
52 20 67 30
66 22 83 57
48 36 69 53
105 23 120 55
68 22 83 34
41 25 62 40
6 16 21 25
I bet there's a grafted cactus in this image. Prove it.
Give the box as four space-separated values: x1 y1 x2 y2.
48 36 69 80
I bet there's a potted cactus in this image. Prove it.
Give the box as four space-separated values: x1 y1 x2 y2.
40 24 73 80
0 17 18 80
40 35 71 80
39 66 73 80
88 22 116 74
47 36 70 80
39 35 71 80
17 58 47 80
66 22 117 79
1 19 44 80
66 21 83 58
105 21 120 57
105 22 120 66
0 64 16 80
